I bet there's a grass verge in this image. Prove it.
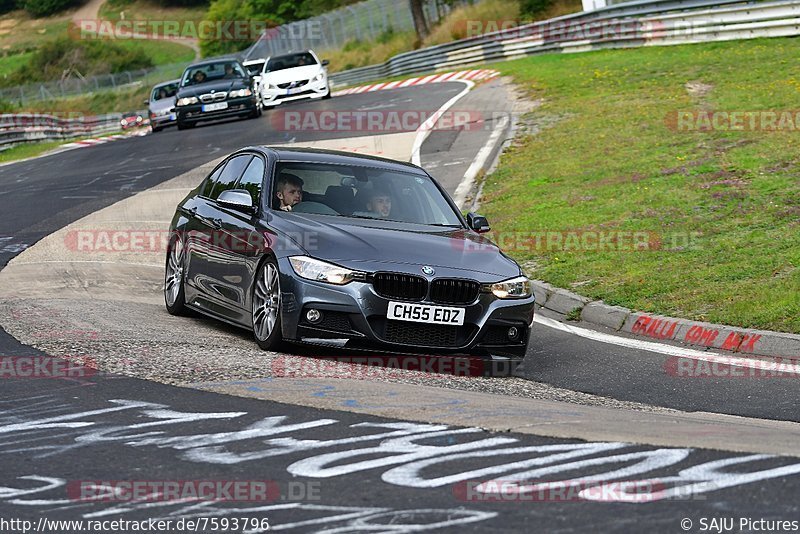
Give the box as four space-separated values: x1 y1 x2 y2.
0 140 70 164
481 37 800 333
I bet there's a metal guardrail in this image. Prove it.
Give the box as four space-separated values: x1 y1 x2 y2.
0 113 124 149
0 63 187 106
329 0 797 87
243 0 467 61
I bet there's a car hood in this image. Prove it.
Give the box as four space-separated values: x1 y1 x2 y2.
270 214 521 281
177 79 250 98
262 65 324 85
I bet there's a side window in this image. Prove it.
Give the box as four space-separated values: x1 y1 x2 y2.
209 155 252 200
236 156 265 206
200 162 225 198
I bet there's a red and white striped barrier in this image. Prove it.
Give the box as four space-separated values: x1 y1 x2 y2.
332 69 499 96
60 129 149 150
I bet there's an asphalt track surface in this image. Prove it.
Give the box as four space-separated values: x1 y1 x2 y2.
0 83 798 532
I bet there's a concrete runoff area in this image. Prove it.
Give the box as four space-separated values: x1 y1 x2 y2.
2 125 800 460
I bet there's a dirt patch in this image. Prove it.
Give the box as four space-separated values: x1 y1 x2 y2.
685 80 714 98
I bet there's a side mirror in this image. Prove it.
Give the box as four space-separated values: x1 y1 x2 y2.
466 212 490 233
217 189 255 212
143 100 149 106
321 59 330 67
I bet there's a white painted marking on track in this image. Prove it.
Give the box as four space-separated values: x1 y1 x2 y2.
534 315 800 375
410 80 474 166
452 114 509 208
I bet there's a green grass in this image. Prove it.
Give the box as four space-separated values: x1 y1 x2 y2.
0 16 70 55
0 128 149 165
482 37 800 333
99 0 207 24
112 38 195 65
0 52 33 78
0 139 75 163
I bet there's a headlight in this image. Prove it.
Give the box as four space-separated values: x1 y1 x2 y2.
177 97 198 106
314 72 325 82
486 276 531 299
229 88 252 98
289 256 364 285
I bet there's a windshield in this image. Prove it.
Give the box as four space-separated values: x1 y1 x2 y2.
181 62 247 86
265 52 317 73
272 162 462 227
245 62 265 75
151 82 178 101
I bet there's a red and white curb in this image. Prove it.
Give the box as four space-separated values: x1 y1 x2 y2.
332 69 500 96
60 129 149 149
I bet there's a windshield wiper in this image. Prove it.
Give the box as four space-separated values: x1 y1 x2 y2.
426 223 462 227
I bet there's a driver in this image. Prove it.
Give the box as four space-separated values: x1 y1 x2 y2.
275 173 304 211
223 64 237 78
366 187 392 218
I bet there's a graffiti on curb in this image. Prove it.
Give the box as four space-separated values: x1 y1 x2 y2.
630 314 762 352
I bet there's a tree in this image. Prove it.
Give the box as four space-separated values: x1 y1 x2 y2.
409 0 429 40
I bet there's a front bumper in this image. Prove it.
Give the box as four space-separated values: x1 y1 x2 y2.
276 257 534 360
260 78 329 107
150 113 177 127
176 96 257 123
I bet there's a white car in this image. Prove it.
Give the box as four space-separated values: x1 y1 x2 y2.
254 50 331 109
243 58 267 95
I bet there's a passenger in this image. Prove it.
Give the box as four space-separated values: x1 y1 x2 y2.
366 187 392 218
157 88 167 100
275 173 304 211
192 70 207 84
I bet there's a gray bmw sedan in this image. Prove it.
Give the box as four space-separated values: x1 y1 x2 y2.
165 147 534 362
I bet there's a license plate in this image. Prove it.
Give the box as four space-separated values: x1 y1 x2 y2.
387 301 465 326
169 113 176 120
286 87 304 95
202 102 228 112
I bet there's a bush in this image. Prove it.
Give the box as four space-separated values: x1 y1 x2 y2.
0 0 17 16
199 0 256 57
23 0 81 17
2 37 153 86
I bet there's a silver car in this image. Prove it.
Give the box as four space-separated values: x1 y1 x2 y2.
146 80 179 132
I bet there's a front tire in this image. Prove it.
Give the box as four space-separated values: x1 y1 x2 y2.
165 234 187 315
252 259 284 351
322 86 332 99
